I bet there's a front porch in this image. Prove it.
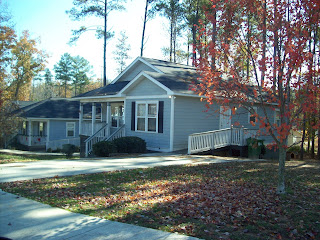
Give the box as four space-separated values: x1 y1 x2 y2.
79 100 125 157
17 120 48 150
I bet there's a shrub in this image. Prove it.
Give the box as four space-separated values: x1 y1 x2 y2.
92 141 117 157
62 144 77 158
287 145 304 153
113 137 146 154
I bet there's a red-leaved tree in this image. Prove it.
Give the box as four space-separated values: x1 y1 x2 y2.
194 0 320 194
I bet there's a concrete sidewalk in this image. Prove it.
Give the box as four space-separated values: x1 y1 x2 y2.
0 190 199 240
0 152 260 183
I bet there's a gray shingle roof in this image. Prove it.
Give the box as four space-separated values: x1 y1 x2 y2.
17 99 88 119
75 58 198 98
74 81 130 98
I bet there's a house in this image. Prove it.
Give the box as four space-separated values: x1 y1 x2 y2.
74 57 277 157
15 98 91 151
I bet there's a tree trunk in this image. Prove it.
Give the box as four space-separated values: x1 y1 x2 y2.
300 112 306 160
103 0 108 86
311 128 315 159
277 146 286 194
140 0 148 57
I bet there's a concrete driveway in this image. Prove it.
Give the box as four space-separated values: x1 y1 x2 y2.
0 152 259 183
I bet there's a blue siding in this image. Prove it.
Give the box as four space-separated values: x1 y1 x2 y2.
49 120 79 141
231 106 276 144
125 98 171 152
173 96 220 150
126 77 167 96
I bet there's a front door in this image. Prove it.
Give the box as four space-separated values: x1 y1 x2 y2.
219 106 231 129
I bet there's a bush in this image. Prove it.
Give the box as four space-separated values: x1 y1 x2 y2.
113 137 146 154
62 144 77 158
92 141 117 157
287 145 304 153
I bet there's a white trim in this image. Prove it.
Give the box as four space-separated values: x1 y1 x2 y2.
66 122 76 137
46 120 50 150
24 117 79 121
169 95 175 152
119 72 174 96
135 100 159 133
73 96 125 101
111 57 163 84
126 95 169 100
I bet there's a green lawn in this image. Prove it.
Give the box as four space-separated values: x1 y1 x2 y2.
0 153 79 164
1 160 319 239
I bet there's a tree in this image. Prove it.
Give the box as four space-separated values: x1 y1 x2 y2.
54 53 73 98
194 0 320 194
10 31 46 101
141 0 157 56
43 68 54 98
154 0 185 62
67 0 126 86
71 55 92 95
113 31 131 73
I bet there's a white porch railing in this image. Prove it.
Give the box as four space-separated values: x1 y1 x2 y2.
85 123 109 157
46 138 80 151
188 127 257 154
105 125 125 142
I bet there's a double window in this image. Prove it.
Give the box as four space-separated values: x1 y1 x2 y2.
136 102 158 132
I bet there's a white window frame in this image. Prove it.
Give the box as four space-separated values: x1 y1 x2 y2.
66 122 75 137
135 101 159 133
248 107 258 124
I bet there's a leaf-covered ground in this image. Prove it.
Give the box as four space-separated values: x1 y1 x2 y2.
1 160 319 239
0 153 78 164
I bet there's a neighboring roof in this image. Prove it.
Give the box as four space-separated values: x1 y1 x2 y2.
14 101 37 108
74 81 130 98
16 99 86 119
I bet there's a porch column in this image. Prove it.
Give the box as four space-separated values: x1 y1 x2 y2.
169 96 176 152
28 120 32 146
106 102 111 136
79 103 83 135
92 103 96 135
46 121 50 150
101 103 107 123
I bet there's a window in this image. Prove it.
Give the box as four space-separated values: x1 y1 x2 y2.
248 107 257 124
275 110 280 126
66 122 75 137
111 103 124 128
136 102 158 132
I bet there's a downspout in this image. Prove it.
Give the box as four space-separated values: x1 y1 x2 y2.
169 95 175 152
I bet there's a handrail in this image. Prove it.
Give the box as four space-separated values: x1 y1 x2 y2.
85 123 109 157
188 127 257 154
105 124 125 142
84 123 108 143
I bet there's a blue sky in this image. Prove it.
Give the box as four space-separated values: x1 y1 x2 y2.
3 0 169 82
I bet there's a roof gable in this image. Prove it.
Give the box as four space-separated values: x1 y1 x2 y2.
111 57 162 84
